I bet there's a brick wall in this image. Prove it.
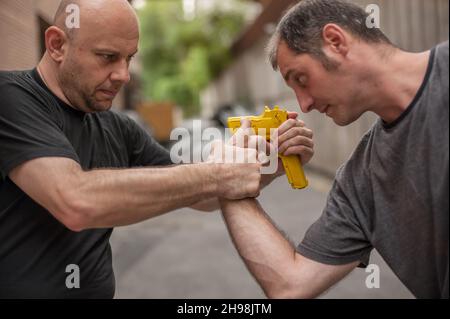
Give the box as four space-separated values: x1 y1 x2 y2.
0 0 59 70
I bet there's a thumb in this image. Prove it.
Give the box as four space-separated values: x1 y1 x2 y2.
239 118 251 129
229 118 252 146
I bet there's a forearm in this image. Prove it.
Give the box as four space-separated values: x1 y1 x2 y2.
220 198 298 297
75 164 219 229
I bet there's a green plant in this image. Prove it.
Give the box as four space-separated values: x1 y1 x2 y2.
138 0 247 117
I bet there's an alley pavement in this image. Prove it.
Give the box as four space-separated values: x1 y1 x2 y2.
110 169 414 299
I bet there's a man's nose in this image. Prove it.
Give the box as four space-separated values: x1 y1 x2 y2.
295 89 314 113
110 60 131 84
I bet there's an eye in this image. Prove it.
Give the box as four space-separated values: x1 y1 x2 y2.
296 75 308 87
100 54 115 62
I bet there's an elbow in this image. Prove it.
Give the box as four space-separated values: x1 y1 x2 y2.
61 212 89 233
55 189 94 232
265 287 307 299
265 285 314 299
263 270 315 299
264 283 296 299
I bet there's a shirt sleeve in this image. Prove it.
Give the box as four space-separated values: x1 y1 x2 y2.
123 115 173 167
296 165 374 267
0 76 79 179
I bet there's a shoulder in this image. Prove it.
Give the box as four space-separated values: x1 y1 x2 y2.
436 41 449 61
431 41 449 87
426 42 449 114
0 70 33 92
0 70 57 117
341 124 377 170
0 69 26 81
333 123 379 190
0 69 57 107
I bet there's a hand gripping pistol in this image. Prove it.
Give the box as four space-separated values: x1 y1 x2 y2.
227 106 308 189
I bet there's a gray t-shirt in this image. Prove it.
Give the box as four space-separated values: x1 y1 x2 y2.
297 41 449 299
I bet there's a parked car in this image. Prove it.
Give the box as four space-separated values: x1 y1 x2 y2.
211 104 253 127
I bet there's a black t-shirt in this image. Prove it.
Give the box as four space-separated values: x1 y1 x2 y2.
0 69 172 298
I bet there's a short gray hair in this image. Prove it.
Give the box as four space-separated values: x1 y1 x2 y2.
267 0 392 70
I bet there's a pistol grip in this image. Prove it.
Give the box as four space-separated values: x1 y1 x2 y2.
279 155 308 189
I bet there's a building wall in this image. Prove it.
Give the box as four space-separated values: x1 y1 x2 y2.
0 1 41 70
200 0 449 176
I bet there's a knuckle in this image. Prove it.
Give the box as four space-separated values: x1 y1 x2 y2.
287 119 297 127
295 135 304 143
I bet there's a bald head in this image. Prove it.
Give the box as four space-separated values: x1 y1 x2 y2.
41 0 140 113
53 0 138 41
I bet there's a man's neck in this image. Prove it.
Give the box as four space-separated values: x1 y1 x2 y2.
365 47 431 124
36 54 74 108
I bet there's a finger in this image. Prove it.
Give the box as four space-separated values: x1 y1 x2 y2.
277 119 298 137
278 127 314 146
257 151 270 165
287 111 299 119
277 118 307 137
240 118 251 129
245 148 259 164
278 136 314 154
229 118 253 146
283 145 314 159
247 135 271 154
224 145 250 164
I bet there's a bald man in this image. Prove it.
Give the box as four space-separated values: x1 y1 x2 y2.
0 0 314 298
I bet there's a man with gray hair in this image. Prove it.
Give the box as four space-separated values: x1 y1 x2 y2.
220 0 448 298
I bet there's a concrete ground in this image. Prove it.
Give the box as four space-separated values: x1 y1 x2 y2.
110 170 414 299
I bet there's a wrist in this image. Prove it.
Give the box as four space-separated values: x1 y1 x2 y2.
218 196 231 207
200 163 222 198
220 197 257 214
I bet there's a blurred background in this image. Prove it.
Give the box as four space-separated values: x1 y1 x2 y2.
0 0 448 298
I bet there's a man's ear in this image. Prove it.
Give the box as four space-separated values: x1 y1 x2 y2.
45 26 68 63
321 23 349 58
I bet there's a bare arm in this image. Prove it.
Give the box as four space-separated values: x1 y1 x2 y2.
220 198 358 299
190 170 283 212
9 157 261 232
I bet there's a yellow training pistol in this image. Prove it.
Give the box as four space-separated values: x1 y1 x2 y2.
227 106 308 189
